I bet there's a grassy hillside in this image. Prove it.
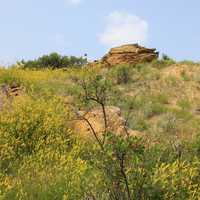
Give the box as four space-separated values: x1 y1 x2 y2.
1 60 200 199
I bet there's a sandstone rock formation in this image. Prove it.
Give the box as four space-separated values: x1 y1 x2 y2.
0 83 23 110
101 44 158 66
73 106 143 139
1 83 22 97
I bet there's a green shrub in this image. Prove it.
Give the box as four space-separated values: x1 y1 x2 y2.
116 65 132 84
20 52 87 69
129 114 149 131
0 96 71 173
152 160 200 199
177 99 191 110
143 102 166 118
157 114 178 135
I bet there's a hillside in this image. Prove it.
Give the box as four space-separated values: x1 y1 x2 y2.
1 57 200 199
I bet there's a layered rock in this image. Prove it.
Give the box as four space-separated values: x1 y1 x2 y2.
101 44 159 66
1 83 22 97
0 83 23 110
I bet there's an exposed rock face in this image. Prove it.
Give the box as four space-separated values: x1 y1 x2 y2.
1 83 22 97
73 106 143 139
101 44 159 66
0 83 23 110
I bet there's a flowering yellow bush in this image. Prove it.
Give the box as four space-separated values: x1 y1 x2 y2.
153 160 200 199
0 95 71 171
2 64 200 199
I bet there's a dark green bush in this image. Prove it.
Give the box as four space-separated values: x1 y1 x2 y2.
20 52 87 69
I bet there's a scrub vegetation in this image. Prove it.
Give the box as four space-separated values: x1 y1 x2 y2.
1 57 200 199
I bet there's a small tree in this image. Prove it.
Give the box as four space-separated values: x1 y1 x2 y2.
72 73 145 200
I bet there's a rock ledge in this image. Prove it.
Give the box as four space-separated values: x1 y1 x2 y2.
101 44 159 66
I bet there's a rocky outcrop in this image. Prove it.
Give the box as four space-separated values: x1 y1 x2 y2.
1 83 22 97
0 83 23 110
73 106 143 139
101 44 159 66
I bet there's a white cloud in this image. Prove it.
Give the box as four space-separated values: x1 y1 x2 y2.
98 11 148 47
65 0 82 5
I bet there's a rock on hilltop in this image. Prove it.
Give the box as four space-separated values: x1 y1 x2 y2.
101 44 159 66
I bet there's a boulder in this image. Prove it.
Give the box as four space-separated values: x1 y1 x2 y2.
0 83 23 110
1 83 22 97
73 106 143 139
101 44 158 66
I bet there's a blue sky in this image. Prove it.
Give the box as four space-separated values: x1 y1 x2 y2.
0 0 200 65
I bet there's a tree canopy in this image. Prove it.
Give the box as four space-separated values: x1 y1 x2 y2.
20 52 87 69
